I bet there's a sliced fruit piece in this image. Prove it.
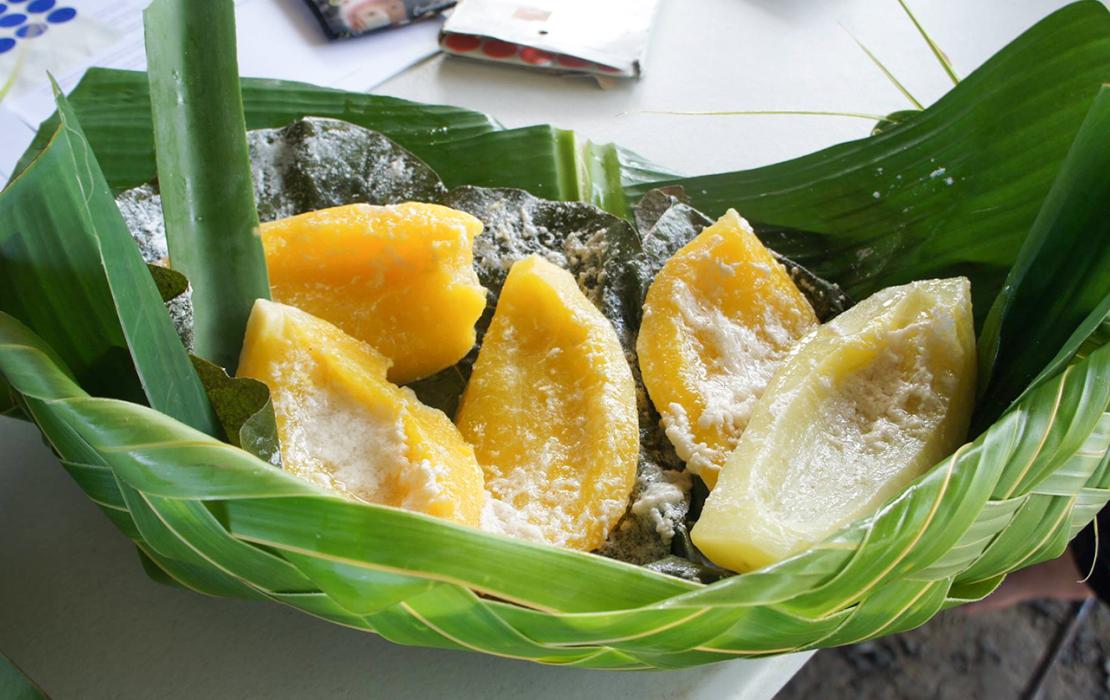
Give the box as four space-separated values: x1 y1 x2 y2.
636 209 818 489
692 278 976 573
260 202 487 384
238 299 484 527
456 256 638 551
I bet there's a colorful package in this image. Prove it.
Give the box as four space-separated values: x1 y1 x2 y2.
303 0 455 39
440 0 661 78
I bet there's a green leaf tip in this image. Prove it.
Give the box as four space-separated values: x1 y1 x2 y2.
896 0 960 85
840 22 924 109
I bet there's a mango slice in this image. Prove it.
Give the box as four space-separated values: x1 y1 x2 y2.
238 299 484 527
636 210 818 489
260 202 487 384
692 278 976 572
456 256 638 551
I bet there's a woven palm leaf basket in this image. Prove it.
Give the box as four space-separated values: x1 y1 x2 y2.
1 0 1109 671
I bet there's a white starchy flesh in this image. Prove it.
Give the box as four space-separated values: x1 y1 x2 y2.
274 369 429 505
659 225 776 481
659 285 798 479
630 469 693 543
256 305 452 516
480 495 549 543
692 278 977 573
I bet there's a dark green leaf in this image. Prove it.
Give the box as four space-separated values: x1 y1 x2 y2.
775 253 853 321
147 264 188 303
442 186 647 356
247 116 446 221
144 0 270 372
117 117 448 238
644 555 733 585
145 264 194 351
975 86 1110 429
654 474 732 584
638 195 713 272
596 456 690 567
405 365 468 418
190 356 281 467
633 185 691 234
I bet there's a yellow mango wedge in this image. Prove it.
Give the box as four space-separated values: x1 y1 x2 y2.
637 210 818 489
261 202 487 384
456 256 638 551
692 278 976 573
238 299 484 527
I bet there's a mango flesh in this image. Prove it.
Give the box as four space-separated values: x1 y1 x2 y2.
260 202 487 385
692 278 976 573
456 256 638 551
636 210 818 489
238 299 484 527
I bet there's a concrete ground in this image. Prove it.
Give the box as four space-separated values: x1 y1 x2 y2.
778 600 1110 699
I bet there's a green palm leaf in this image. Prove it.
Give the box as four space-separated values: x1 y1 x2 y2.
0 308 1105 667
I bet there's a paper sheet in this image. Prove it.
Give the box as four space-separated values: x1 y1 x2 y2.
443 0 660 76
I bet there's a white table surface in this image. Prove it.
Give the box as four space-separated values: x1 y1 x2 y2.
0 0 1088 697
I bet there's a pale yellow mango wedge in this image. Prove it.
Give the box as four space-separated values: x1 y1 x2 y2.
456 256 638 551
637 209 818 489
238 299 485 527
692 278 976 573
261 202 487 384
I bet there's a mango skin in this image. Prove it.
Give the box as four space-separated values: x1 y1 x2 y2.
636 210 818 489
692 278 976 573
238 299 484 527
456 255 638 551
260 203 487 385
